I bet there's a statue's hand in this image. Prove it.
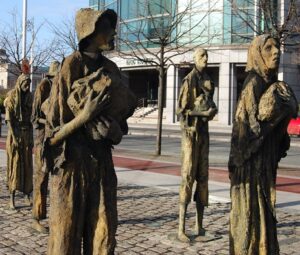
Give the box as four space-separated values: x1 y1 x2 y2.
81 87 110 123
38 118 46 125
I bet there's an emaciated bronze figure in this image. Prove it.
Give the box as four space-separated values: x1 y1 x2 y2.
177 48 217 242
31 61 60 233
4 73 33 209
229 34 298 255
44 8 136 255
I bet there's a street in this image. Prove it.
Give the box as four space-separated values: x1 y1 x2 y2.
1 123 300 169
118 126 300 169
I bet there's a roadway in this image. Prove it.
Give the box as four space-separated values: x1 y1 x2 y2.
118 126 300 170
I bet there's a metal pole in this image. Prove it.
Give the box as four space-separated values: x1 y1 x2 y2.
22 0 27 60
30 19 34 91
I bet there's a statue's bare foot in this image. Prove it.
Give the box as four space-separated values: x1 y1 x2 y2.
32 220 48 234
195 227 206 236
177 232 190 243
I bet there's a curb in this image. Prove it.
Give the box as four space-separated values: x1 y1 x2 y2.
127 131 300 148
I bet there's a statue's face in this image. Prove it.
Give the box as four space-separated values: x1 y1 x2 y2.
93 17 116 51
261 38 280 70
194 49 208 70
21 78 30 92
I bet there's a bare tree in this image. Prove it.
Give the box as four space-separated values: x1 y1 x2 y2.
229 0 300 45
47 15 78 60
0 11 57 76
115 0 218 155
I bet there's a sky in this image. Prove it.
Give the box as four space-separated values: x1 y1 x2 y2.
0 0 87 42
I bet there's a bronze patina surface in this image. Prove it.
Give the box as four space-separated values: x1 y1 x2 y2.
31 61 60 233
4 74 33 210
44 8 136 255
177 48 217 243
229 34 298 255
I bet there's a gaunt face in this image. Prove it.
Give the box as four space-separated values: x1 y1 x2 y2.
93 17 116 51
21 78 31 92
194 49 208 70
261 38 280 70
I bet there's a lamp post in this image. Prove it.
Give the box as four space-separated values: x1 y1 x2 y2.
22 0 28 60
27 19 34 91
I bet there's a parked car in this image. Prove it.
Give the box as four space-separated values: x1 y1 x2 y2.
287 116 300 136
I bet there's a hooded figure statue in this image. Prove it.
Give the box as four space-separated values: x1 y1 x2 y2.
44 8 136 255
31 60 60 233
229 34 298 255
4 73 33 209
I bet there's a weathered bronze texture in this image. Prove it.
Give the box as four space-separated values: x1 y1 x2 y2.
31 61 60 233
4 73 33 210
43 8 136 255
229 34 298 255
177 48 217 242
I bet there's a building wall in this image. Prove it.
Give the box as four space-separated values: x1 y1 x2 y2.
0 65 8 89
279 49 300 101
0 64 43 91
278 0 300 101
94 0 300 125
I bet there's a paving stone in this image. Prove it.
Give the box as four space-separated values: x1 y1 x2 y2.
0 167 299 254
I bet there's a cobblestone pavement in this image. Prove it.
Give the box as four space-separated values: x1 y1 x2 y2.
0 167 299 255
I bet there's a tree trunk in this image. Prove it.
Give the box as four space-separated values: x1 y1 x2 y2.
155 66 164 155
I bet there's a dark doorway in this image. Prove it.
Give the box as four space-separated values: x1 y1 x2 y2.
122 69 158 106
121 68 167 107
236 66 247 101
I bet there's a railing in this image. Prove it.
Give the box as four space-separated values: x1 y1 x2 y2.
132 97 159 121
137 98 146 108
133 98 146 118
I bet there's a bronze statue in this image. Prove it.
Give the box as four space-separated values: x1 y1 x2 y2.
229 34 298 255
31 61 60 233
177 48 217 242
43 8 136 255
4 73 33 209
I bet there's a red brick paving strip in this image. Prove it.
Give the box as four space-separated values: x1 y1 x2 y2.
1 140 299 194
113 155 300 194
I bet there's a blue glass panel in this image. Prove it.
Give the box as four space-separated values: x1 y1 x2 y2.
209 11 223 35
223 0 232 44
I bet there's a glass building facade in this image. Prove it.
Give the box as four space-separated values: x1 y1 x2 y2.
89 0 118 12
119 0 176 50
88 0 300 126
89 0 271 46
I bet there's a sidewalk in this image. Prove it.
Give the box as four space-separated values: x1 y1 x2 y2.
0 122 300 254
0 163 299 255
127 120 233 134
0 152 299 255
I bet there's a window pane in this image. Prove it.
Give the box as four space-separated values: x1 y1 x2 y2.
210 34 223 44
190 13 208 37
149 0 163 15
210 0 223 10
178 0 190 13
177 16 190 36
210 12 223 35
106 2 117 12
105 0 115 5
192 1 209 10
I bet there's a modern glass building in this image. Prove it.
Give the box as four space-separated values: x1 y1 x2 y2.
89 0 117 11
89 0 300 125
